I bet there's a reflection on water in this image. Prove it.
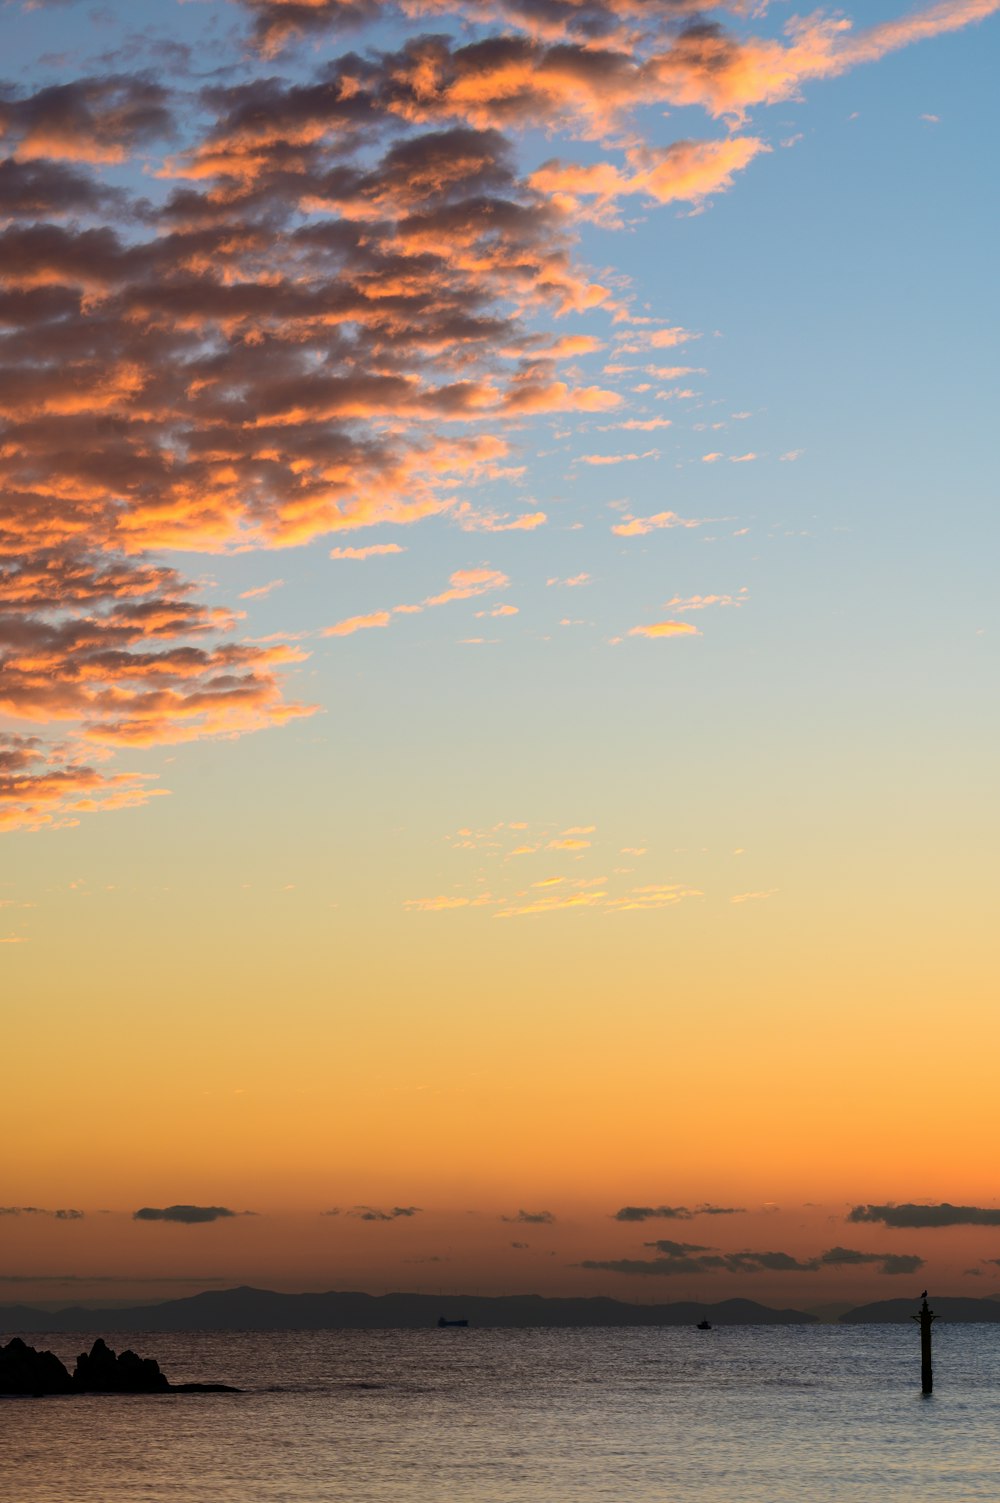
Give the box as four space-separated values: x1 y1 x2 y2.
5 1325 1000 1502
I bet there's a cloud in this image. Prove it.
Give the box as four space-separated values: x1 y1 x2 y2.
611 510 706 537
455 504 546 532
664 590 747 612
355 1205 422 1221
7 0 994 832
531 136 767 219
0 1273 229 1284
613 1204 744 1222
132 1204 248 1223
577 451 657 466
501 1209 556 1224
323 611 394 637
582 1241 922 1276
404 894 485 911
848 1202 1000 1228
329 544 406 560
817 1246 924 1275
424 568 510 606
0 1205 84 1219
614 1205 694 1222
627 621 700 639
239 579 285 599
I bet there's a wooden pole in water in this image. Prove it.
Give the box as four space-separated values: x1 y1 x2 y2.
911 1294 935 1394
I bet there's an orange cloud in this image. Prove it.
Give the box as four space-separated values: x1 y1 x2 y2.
611 510 705 536
454 503 547 532
531 136 767 218
6 0 993 829
239 579 285 599
627 621 701 639
578 450 657 466
665 590 748 612
323 611 394 636
330 544 407 559
424 567 509 606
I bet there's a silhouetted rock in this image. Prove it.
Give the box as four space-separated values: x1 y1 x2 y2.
0 1335 239 1396
73 1338 170 1392
0 1337 74 1395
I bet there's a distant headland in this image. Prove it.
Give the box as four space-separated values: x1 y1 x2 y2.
3 1286 1000 1333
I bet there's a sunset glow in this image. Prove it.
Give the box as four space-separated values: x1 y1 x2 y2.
2 0 998 1315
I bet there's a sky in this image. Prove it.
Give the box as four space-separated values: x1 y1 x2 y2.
1 0 998 1312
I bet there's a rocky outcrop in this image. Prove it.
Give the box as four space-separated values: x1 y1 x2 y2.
73 1337 170 1393
0 1337 74 1395
0 1336 239 1395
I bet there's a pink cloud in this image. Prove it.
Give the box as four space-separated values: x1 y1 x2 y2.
323 611 394 637
329 544 407 560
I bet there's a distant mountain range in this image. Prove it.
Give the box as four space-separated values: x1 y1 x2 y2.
0 1287 815 1332
839 1296 1000 1323
4 1286 999 1333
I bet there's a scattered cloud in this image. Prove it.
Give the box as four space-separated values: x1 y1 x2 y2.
133 1205 250 1223
324 611 394 637
577 451 657 466
425 568 510 607
329 544 406 560
501 1209 556 1224
613 1205 744 1222
354 1205 422 1221
7 0 990 831
664 590 747 612
239 579 285 600
848 1203 1000 1229
582 1241 922 1277
627 621 700 639
611 510 707 537
455 505 547 533
0 1205 84 1219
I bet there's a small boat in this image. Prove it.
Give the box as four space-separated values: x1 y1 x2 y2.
696 1320 712 1330
437 1317 469 1328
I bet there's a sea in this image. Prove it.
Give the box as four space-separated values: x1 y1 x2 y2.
3 1324 1000 1502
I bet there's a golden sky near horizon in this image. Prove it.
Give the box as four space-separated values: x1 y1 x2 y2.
2 0 999 1307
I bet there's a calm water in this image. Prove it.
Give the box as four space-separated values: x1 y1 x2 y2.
4 1325 1000 1501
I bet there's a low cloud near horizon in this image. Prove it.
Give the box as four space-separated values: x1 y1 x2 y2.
613 1205 744 1222
132 1205 253 1224
581 1240 923 1277
354 1206 422 1222
848 1203 1000 1229
0 1206 84 1220
502 1210 556 1225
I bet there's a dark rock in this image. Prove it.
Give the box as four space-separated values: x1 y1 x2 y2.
73 1337 170 1393
0 1336 74 1395
1 1335 239 1396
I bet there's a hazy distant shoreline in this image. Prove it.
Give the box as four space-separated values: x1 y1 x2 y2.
5 1287 1000 1333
